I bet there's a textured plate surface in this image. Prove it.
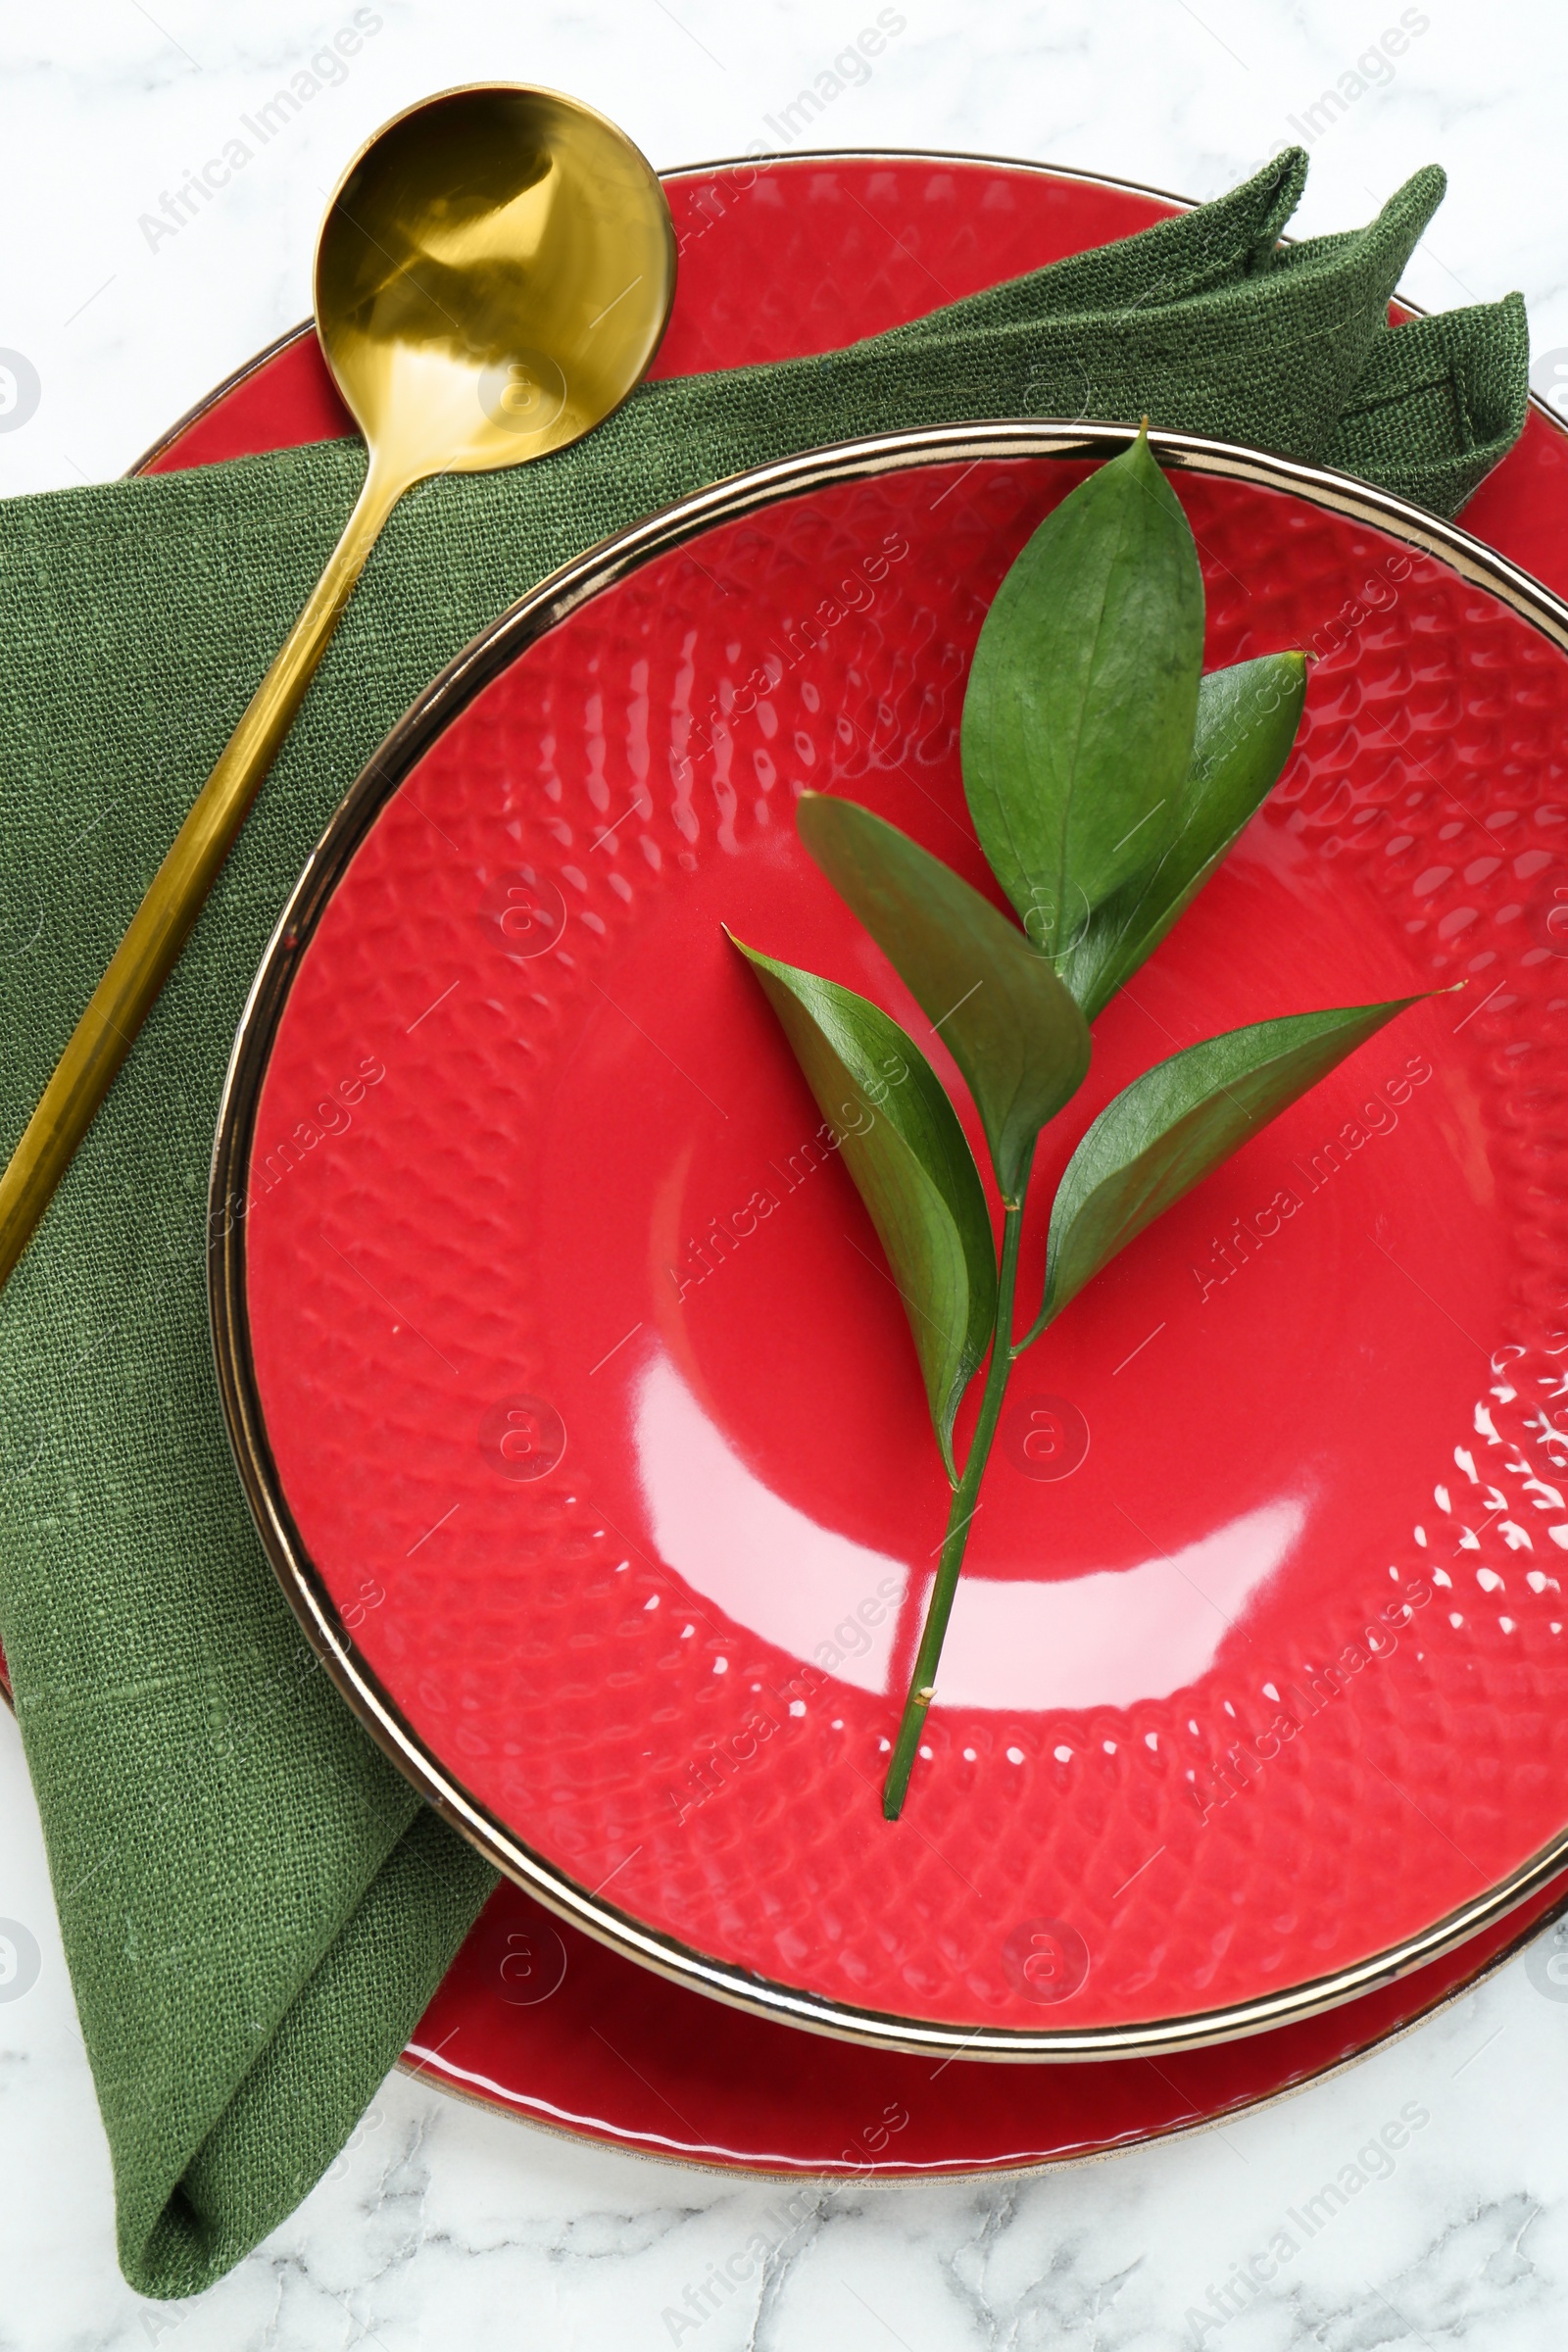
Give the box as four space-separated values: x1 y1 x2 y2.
219 420 1568 2056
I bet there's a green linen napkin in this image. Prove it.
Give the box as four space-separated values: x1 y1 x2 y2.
0 148 1527 2297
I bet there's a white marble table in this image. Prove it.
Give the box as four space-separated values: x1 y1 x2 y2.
4 1 1568 2341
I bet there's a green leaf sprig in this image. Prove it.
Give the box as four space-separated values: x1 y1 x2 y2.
730 429 1420 1819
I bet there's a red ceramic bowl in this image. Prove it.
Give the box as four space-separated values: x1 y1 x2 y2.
213 413 1568 2060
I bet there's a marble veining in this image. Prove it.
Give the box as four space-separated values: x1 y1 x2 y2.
4 0 1568 2341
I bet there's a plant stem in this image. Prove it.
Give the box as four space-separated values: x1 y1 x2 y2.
882 1200 1026 1819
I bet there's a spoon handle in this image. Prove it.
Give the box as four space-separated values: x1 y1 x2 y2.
0 459 406 1291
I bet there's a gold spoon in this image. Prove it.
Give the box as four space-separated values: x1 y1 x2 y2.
0 82 675 1287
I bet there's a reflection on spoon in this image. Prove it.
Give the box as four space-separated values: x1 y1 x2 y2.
634 1351 1304 1711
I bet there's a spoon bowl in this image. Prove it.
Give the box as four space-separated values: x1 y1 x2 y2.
318 85 676 487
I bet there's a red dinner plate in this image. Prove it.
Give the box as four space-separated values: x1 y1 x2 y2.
409 1865 1568 2176
11 149 1568 2170
214 394 1568 2058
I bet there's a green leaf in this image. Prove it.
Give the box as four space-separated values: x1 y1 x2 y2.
730 934 998 1479
1060 651 1308 1018
795 794 1091 1203
961 427 1205 962
1038 996 1423 1329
